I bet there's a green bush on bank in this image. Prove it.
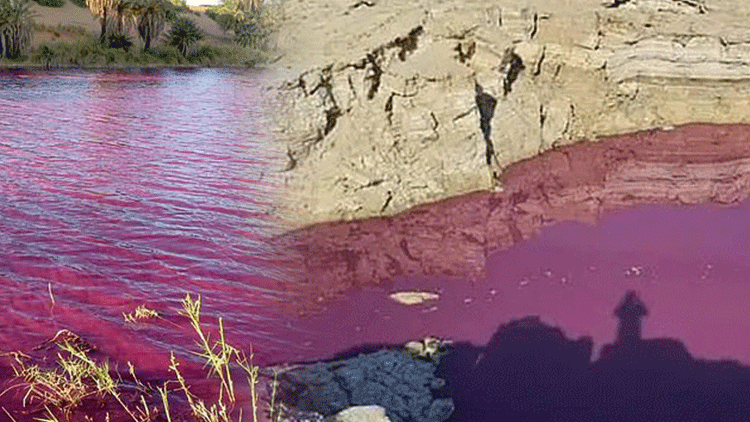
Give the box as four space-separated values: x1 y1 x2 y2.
69 0 87 7
30 36 264 67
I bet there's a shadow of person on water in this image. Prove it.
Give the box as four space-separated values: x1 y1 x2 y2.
437 290 750 422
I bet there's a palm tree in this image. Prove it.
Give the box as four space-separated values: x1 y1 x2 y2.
126 0 175 51
166 16 202 56
0 0 33 59
86 0 116 43
215 0 262 25
86 0 133 45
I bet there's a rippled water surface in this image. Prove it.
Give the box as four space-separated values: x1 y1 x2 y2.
0 69 307 370
5 69 750 400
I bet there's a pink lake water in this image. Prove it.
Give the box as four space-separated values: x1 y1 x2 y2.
2 69 750 392
0 69 306 373
289 199 750 364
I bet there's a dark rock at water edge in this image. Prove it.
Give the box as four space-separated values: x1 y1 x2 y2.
275 349 453 422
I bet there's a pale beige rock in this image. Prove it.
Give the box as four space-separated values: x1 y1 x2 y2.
332 406 392 422
389 291 440 305
267 0 750 228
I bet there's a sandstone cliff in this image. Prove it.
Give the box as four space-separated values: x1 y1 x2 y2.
268 0 750 228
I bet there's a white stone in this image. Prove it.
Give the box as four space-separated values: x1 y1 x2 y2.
332 406 392 422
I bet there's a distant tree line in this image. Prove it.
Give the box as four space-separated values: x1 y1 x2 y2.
0 0 277 62
85 0 201 53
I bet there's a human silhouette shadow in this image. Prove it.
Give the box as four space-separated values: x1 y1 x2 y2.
436 290 750 422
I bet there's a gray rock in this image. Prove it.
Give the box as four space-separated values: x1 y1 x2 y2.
275 349 453 422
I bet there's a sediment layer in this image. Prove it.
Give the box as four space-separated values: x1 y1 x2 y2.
277 124 750 310
269 0 750 228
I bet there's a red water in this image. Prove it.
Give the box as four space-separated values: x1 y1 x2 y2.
4 69 750 421
289 199 750 364
0 69 308 374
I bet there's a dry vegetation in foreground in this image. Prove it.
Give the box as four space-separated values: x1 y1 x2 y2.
0 294 283 422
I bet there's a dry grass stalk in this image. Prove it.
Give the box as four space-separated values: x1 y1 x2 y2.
4 293 280 422
123 304 160 323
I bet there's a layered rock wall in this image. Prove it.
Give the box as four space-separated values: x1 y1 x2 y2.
278 124 750 309
269 0 750 228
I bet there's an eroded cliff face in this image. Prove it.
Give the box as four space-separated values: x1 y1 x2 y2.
268 0 750 228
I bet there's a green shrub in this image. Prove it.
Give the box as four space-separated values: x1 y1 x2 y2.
166 17 203 56
31 0 65 7
152 44 186 64
33 44 55 68
103 32 133 50
30 34 265 67
69 0 87 7
187 44 220 64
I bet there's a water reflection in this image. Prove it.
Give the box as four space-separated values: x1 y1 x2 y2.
280 124 750 365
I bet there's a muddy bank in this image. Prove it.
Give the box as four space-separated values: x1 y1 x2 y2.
278 123 750 312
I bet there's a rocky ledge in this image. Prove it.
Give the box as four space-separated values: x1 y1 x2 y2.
268 0 750 229
277 124 750 310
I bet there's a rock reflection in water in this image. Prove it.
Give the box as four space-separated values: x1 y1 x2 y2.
277 123 750 366
280 123 750 309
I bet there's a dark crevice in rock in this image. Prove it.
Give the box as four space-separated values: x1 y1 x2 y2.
347 75 357 100
281 74 309 95
606 0 632 7
500 49 525 95
387 25 424 61
539 104 546 129
381 190 394 212
342 25 425 102
454 40 476 64
533 46 545 76
350 57 368 70
539 104 546 150
355 179 385 191
350 0 375 9
529 12 538 39
324 106 342 136
311 68 344 137
453 107 476 122
308 66 333 96
365 52 383 100
677 0 707 12
284 148 298 172
385 92 394 124
474 83 498 166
